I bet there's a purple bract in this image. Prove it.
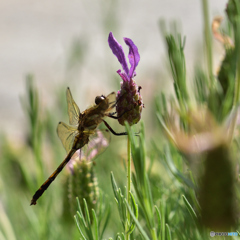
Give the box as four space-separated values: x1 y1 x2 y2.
108 32 143 126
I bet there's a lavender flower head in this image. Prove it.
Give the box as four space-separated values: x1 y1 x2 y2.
108 32 143 126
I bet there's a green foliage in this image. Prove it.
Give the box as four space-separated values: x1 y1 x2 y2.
165 34 188 105
20 75 44 183
2 0 240 240
74 196 111 240
111 172 138 236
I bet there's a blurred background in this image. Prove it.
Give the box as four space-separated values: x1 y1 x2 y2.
0 0 230 239
1 0 227 140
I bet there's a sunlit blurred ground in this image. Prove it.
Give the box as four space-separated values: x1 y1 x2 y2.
1 0 227 140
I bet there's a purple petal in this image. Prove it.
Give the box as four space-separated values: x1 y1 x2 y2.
117 69 129 82
108 32 129 76
124 37 140 78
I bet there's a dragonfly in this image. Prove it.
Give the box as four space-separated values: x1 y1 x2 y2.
30 87 127 205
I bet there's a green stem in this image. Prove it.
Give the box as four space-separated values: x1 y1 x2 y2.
150 228 158 240
233 17 240 107
229 17 240 140
125 134 131 240
202 0 214 88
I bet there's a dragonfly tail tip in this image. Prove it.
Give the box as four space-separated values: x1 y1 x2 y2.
30 199 37 206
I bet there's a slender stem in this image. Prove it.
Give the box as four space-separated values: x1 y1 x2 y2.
202 0 214 88
229 15 240 141
233 17 240 107
125 134 131 240
150 228 158 240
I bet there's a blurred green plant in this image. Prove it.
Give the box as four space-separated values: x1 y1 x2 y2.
20 74 44 185
155 0 240 236
68 159 99 219
2 0 240 239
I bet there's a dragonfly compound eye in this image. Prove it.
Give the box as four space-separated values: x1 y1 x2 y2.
95 95 105 105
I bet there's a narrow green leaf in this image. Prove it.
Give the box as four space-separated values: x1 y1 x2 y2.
92 209 98 240
111 172 126 229
160 201 165 240
99 204 111 239
130 192 138 220
74 215 87 240
131 173 143 203
83 198 91 227
117 189 125 217
83 199 94 239
182 195 198 222
163 145 195 189
76 198 87 228
145 174 154 212
154 205 161 238
111 172 119 201
77 197 83 216
156 113 176 145
116 232 125 240
126 223 135 235
166 224 172 240
76 210 87 229
124 199 150 240
126 192 138 235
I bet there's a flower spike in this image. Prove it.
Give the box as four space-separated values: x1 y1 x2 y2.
108 32 143 126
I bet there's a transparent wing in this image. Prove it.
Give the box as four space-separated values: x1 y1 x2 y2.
57 121 78 153
66 87 80 125
105 92 116 112
85 129 111 160
71 129 111 162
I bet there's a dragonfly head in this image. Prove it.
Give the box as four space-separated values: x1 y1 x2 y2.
95 95 106 105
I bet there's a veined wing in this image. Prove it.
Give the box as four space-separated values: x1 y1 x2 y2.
67 87 80 125
71 129 111 162
85 129 111 160
105 92 116 112
57 121 78 153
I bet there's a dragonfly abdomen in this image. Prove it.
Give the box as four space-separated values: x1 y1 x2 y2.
30 149 76 205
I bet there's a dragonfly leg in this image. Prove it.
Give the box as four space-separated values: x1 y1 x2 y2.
102 120 127 136
106 109 130 119
103 119 140 137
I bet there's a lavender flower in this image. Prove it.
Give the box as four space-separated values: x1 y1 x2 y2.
108 32 143 126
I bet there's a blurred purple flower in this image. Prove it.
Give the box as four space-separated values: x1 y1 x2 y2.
108 32 143 126
68 130 109 174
